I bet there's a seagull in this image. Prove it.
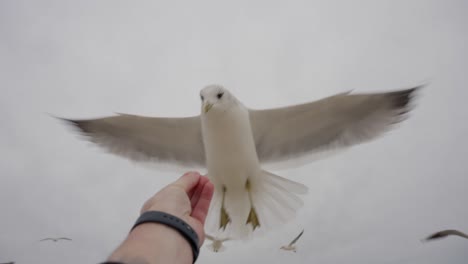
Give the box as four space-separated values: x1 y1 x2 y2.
280 229 304 252
424 229 468 241
39 237 72 242
205 234 232 252
61 84 419 239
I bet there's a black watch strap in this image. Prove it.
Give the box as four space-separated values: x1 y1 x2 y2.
131 211 200 263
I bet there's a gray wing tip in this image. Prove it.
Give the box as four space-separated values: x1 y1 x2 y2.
53 116 93 134
425 232 448 241
289 229 305 245
424 229 456 241
388 85 422 109
298 229 304 237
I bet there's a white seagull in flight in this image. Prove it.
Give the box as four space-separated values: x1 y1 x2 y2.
280 229 304 252
62 84 420 239
39 237 72 242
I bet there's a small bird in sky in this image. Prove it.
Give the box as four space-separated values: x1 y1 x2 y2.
62 84 420 239
424 229 468 241
280 229 304 252
39 237 72 242
205 234 232 252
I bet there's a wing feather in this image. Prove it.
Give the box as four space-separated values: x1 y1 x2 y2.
289 229 304 246
250 86 421 166
62 113 206 167
425 229 468 241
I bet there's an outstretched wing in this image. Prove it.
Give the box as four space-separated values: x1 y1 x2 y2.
62 113 206 168
250 86 420 167
425 229 468 241
289 229 304 246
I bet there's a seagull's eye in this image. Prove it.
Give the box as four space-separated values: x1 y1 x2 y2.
217 92 224 99
200 95 204 101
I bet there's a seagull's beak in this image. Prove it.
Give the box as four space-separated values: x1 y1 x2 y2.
204 103 213 113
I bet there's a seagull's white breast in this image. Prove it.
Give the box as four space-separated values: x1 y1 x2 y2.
201 104 260 189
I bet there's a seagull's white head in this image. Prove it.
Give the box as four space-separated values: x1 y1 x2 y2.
200 85 237 114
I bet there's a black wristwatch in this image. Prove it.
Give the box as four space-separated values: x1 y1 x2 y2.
131 211 200 263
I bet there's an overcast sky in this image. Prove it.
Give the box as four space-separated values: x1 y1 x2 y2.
1 0 467 263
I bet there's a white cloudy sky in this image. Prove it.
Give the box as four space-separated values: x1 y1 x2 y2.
1 0 467 263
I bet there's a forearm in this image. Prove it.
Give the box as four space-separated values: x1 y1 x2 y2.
107 223 193 264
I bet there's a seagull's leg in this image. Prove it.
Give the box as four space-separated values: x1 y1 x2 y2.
220 185 231 230
245 179 260 230
213 241 221 253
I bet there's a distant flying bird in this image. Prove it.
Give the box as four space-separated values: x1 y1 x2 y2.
425 230 468 241
62 84 419 239
280 229 304 252
205 234 232 252
39 237 72 242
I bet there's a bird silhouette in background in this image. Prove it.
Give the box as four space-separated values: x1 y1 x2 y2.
424 230 468 242
205 234 232 252
280 229 304 252
39 237 72 242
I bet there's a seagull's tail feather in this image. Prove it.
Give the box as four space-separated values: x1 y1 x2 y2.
261 170 308 195
204 170 308 240
251 170 308 232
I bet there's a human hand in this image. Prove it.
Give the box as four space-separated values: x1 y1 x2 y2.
140 171 214 245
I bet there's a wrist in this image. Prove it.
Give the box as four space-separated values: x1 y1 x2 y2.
108 222 193 264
